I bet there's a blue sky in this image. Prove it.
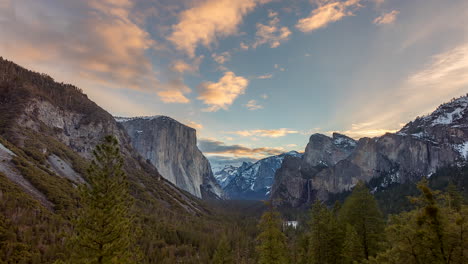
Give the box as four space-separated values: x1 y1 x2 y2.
1 0 468 165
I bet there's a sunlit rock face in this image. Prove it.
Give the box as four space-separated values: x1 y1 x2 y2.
271 95 468 207
118 116 223 199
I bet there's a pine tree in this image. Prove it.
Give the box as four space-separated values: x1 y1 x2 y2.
212 236 233 264
256 203 289 264
339 181 384 261
308 200 343 264
70 135 139 264
341 224 364 264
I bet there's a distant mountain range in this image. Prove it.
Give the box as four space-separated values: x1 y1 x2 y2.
213 151 302 200
271 95 468 207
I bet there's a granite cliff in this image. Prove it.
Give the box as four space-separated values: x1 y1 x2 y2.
117 116 223 199
271 96 468 207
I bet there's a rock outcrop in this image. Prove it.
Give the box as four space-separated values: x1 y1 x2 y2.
117 116 223 199
222 151 302 200
271 95 468 207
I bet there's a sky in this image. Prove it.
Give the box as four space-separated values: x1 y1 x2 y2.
1 0 468 167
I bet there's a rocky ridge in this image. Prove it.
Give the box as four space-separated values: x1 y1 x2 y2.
271 95 468 207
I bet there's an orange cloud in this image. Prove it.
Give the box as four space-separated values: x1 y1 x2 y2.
168 0 271 57
253 12 291 48
257 74 273 79
296 0 362 32
186 121 203 130
157 79 191 103
171 56 203 74
374 10 399 25
198 138 284 158
227 128 299 138
212 52 231 64
245 100 264 110
198 71 249 111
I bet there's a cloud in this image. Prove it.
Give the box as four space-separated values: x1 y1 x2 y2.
260 94 269 99
253 12 291 48
198 71 249 111
168 0 271 57
296 0 362 32
198 138 284 158
274 64 285 71
170 56 203 74
341 43 468 138
333 123 399 139
240 42 249 50
186 120 203 130
0 0 158 91
227 128 299 138
257 74 273 79
157 79 191 103
373 10 399 25
245 100 264 110
212 52 231 64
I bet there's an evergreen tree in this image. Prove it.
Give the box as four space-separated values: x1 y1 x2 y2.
339 181 384 261
70 136 139 264
341 224 364 264
368 181 468 264
308 200 343 264
256 203 289 264
212 236 233 264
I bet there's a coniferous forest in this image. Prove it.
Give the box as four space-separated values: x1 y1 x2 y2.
1 0 468 262
1 133 466 263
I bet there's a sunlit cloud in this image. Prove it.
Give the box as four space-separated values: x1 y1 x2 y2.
157 79 191 103
245 100 264 110
257 74 273 79
253 11 291 49
296 0 362 33
240 42 249 50
227 128 299 138
199 138 284 158
260 94 269 99
333 123 399 139
186 120 203 130
198 71 249 112
0 0 157 92
212 52 231 64
274 64 285 71
168 0 271 57
373 10 399 25
170 56 203 74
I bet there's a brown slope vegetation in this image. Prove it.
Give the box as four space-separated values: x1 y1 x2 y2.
0 57 260 263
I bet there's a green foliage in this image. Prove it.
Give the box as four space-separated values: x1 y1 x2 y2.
256 203 289 264
70 136 140 264
307 200 343 264
212 236 233 264
368 181 468 264
339 181 385 261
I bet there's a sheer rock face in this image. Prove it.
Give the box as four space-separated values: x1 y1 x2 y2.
272 96 468 207
118 117 223 199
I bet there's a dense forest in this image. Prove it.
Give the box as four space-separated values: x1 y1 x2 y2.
2 134 466 263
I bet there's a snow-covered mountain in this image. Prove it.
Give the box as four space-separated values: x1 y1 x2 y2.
219 151 302 200
271 94 468 207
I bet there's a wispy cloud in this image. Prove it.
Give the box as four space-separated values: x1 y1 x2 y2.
227 128 299 138
0 0 156 91
156 78 191 103
186 120 203 130
257 74 273 79
168 0 271 57
197 71 249 112
170 56 203 74
245 100 264 110
198 138 284 158
212 52 231 64
296 0 362 33
253 11 291 49
373 10 399 25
